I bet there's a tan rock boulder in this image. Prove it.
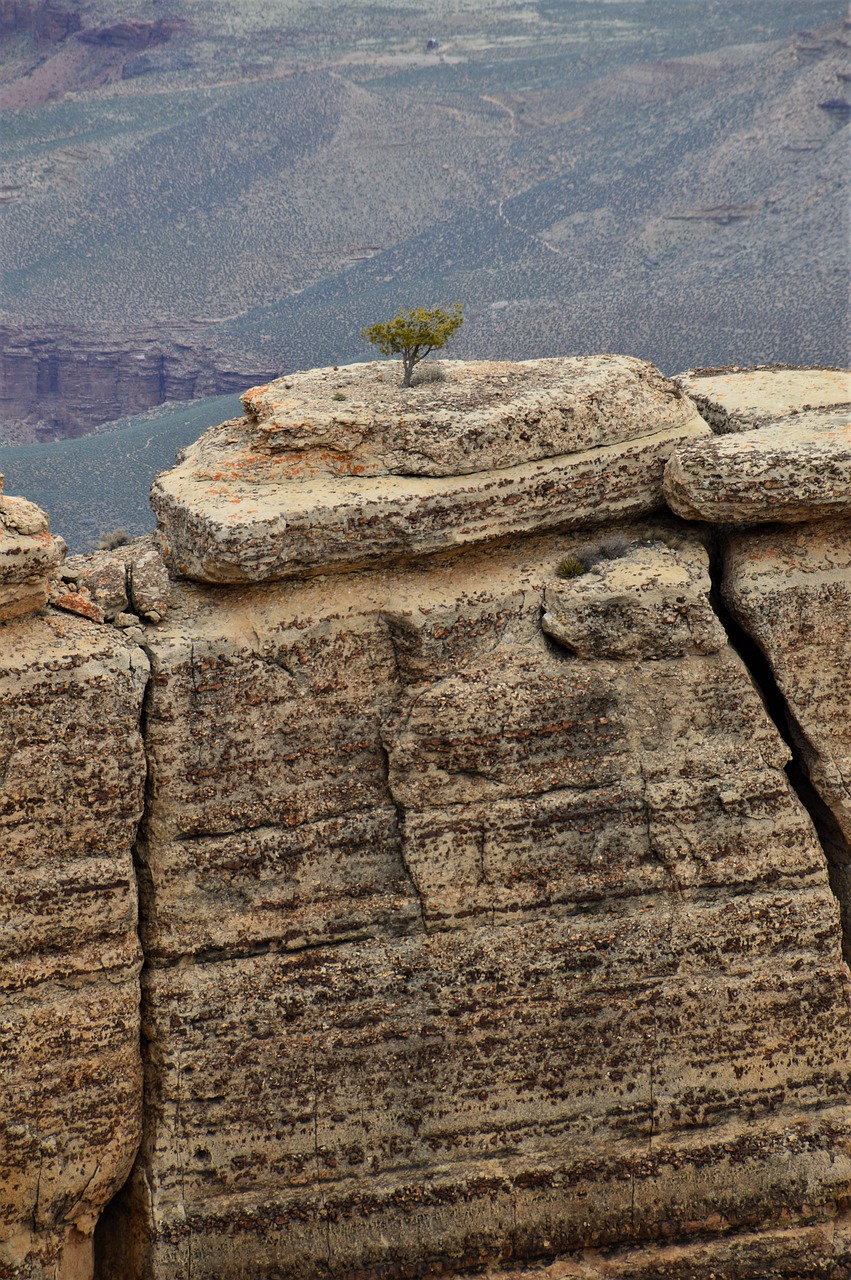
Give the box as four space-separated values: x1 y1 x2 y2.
676 364 851 433
73 555 128 620
127 543 170 622
150 357 709 584
541 536 726 659
0 612 149 1280
0 487 64 623
664 408 851 524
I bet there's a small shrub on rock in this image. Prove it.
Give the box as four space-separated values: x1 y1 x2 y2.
556 554 587 579
556 534 630 579
95 528 130 551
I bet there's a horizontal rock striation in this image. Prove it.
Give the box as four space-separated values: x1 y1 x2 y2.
664 408 851 524
0 612 148 1280
0 478 64 623
152 357 709 583
96 523 851 1279
4 356 851 1279
0 324 273 444
723 519 851 955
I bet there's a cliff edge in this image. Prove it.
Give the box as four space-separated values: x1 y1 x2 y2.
1 357 850 1280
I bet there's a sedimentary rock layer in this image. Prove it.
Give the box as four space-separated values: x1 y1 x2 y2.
0 486 64 623
0 324 270 443
675 365 851 434
95 530 851 1279
664 409 851 524
151 357 709 584
0 612 148 1280
723 519 851 955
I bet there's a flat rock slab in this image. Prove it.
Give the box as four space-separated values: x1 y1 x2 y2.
664 410 851 524
151 357 708 583
676 365 851 433
243 356 698 477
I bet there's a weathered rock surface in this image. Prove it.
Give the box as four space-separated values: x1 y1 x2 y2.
0 483 64 623
59 537 171 626
541 537 726 659
664 408 851 524
127 543 170 622
94 528 851 1280
723 519 851 950
151 357 709 584
2 360 850 1280
0 612 149 1280
242 356 702 477
676 365 851 433
475 1214 851 1278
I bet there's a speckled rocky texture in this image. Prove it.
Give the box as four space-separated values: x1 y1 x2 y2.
0 486 64 623
723 520 851 958
471 1215 851 1278
151 358 709 584
4 361 851 1280
242 357 700 478
675 366 851 434
664 409 851 524
59 538 171 626
94 529 851 1280
541 539 726 659
0 612 149 1280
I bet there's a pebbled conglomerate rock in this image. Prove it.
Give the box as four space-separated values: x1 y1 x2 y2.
541 538 726 659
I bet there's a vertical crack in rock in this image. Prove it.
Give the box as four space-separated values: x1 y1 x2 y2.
93 639 157 1266
376 730 428 935
378 620 429 934
475 819 497 927
706 538 851 964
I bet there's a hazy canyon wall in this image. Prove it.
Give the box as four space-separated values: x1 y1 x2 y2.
0 327 269 444
0 357 850 1280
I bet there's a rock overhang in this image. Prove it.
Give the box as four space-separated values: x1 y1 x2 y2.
151 355 711 584
664 407 851 524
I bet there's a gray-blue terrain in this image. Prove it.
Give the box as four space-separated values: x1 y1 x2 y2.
0 0 847 547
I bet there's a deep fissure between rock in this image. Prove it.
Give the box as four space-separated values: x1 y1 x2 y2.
706 531 851 966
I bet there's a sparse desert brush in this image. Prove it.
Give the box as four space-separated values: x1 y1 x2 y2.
95 528 130 551
412 361 447 386
636 526 689 552
555 554 587 579
556 534 631 579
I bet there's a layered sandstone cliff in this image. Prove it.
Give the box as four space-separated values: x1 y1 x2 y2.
1 357 850 1280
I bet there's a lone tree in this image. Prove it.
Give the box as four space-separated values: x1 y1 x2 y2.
361 303 464 387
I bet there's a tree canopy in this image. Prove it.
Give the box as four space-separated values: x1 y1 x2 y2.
361 304 464 387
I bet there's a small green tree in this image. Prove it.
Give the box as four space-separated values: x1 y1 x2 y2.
361 303 464 387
